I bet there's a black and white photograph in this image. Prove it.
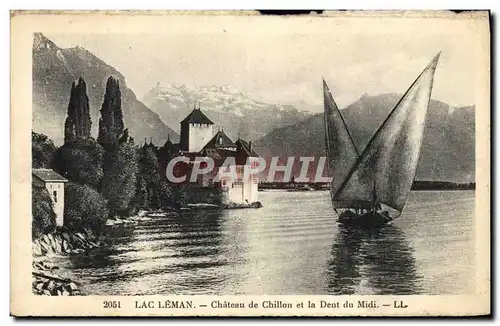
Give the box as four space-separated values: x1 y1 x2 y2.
10 10 490 316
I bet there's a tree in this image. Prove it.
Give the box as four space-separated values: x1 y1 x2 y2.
101 141 138 216
172 187 188 209
32 183 57 238
64 182 109 233
136 145 161 209
98 76 123 150
53 138 104 188
132 175 149 211
64 77 92 143
32 131 56 168
156 179 174 210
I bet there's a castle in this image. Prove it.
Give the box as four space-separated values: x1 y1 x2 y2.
158 105 259 205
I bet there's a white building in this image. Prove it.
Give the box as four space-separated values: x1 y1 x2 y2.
32 169 68 226
200 131 259 205
179 105 214 153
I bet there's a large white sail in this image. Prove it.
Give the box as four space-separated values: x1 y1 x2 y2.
334 53 441 213
323 79 360 207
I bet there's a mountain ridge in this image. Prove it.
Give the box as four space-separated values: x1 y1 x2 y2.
254 93 475 183
32 33 178 146
142 82 313 141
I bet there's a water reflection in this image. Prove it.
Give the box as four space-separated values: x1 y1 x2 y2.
58 191 473 295
160 209 228 294
326 224 422 295
67 210 231 295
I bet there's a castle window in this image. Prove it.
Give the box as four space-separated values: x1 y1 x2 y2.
53 191 58 203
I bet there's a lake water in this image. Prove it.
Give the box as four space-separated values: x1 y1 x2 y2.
58 190 475 295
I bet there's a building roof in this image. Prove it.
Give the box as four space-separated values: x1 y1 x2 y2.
181 108 214 125
202 140 258 165
202 130 237 150
162 139 180 151
32 169 68 182
235 138 258 157
203 148 252 166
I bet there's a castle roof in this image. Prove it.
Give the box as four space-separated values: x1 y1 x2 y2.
235 138 258 157
162 138 177 150
32 169 68 182
202 148 250 165
200 135 258 165
158 138 181 157
202 130 237 150
181 108 214 125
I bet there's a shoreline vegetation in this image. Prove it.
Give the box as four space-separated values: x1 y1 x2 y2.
258 181 476 192
31 75 263 294
31 76 194 295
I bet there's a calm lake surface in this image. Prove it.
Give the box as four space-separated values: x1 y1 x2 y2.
58 190 475 295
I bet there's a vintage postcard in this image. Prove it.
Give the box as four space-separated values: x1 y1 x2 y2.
10 10 490 317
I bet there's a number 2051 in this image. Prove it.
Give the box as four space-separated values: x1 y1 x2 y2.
103 301 121 308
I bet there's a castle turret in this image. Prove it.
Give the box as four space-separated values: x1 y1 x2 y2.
179 104 214 152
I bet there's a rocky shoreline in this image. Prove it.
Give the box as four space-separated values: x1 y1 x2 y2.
32 261 82 296
32 229 101 295
31 206 262 295
32 229 101 257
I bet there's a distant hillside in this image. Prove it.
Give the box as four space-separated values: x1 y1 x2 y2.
32 33 178 145
254 94 475 183
142 83 312 141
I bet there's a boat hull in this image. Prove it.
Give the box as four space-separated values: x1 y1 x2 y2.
338 210 393 229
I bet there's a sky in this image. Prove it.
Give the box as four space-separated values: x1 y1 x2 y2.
45 14 485 112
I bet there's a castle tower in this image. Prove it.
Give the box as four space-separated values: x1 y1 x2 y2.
180 104 214 152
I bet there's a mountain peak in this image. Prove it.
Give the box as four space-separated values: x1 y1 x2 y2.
33 32 57 51
143 82 312 141
32 34 178 145
198 84 242 95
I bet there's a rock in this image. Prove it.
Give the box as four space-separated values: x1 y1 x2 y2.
41 234 50 245
252 201 263 208
32 243 43 256
88 241 99 248
62 239 69 252
36 282 44 291
68 282 78 291
75 233 86 241
62 290 70 296
46 280 55 291
43 289 51 296
62 232 71 242
55 238 63 253
39 241 52 254
47 233 56 248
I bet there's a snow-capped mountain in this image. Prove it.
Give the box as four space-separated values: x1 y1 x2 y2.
142 83 313 141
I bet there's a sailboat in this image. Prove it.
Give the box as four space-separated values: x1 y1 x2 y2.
323 53 441 228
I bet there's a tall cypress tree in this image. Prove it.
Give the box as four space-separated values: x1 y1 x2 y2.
98 76 123 150
64 77 91 143
98 76 138 216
